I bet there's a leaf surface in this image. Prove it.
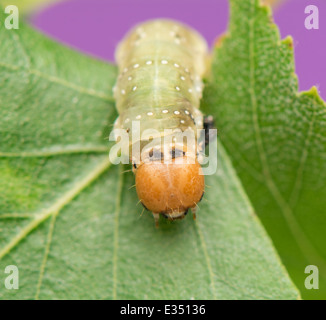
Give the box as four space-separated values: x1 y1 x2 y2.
202 0 326 299
0 4 299 299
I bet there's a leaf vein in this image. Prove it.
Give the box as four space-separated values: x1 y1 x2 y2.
0 157 112 260
35 212 57 300
0 61 114 103
112 165 124 300
194 220 217 299
0 145 109 158
289 107 316 208
248 0 326 271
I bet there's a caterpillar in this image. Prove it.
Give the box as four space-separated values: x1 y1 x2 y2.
112 19 212 226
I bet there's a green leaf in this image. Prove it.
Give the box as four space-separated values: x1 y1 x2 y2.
202 0 326 299
0 5 299 299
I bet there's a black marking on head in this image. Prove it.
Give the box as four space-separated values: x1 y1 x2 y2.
184 208 189 216
199 192 205 203
148 148 164 161
171 148 185 159
133 163 137 169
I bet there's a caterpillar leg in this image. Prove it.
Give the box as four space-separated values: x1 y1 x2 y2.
191 207 197 220
152 212 160 228
204 115 216 146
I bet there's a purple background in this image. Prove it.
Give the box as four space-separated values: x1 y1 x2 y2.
32 0 325 99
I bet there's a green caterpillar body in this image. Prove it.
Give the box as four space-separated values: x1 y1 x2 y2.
112 20 209 223
113 19 208 157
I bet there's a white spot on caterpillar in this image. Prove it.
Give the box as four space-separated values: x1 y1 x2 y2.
185 68 190 73
147 112 154 116
162 109 169 114
180 120 185 124
133 63 140 68
146 60 153 65
125 118 130 123
133 86 137 91
123 67 128 73
121 89 126 95
128 76 132 81
188 88 193 93
136 115 141 119
174 110 180 115
184 110 190 115
175 86 180 91
161 60 168 65
174 63 180 68
180 76 185 81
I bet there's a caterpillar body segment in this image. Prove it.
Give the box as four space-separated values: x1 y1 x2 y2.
113 19 209 226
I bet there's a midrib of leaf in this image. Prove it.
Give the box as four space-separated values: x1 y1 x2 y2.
0 156 113 260
247 0 326 272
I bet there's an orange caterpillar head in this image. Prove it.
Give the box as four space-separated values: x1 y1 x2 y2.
134 150 205 225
